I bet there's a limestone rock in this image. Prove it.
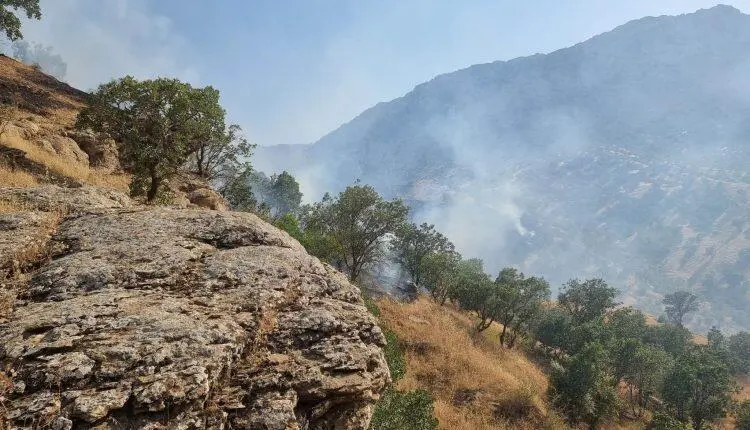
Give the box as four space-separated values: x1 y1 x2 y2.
0 185 132 212
0 190 389 429
66 130 120 172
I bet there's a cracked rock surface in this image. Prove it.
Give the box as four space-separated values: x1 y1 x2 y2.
0 188 389 429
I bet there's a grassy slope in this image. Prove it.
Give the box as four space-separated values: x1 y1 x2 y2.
0 55 130 191
376 296 747 430
377 297 567 430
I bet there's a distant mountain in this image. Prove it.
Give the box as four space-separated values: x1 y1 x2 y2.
255 5 750 332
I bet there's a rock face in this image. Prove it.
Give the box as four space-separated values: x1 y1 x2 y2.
0 187 389 429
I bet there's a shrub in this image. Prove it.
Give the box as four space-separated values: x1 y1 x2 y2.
736 400 750 430
362 294 381 317
647 412 691 430
383 329 405 381
493 388 539 422
370 388 438 430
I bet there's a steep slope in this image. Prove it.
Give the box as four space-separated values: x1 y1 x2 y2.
0 186 389 429
256 5 750 332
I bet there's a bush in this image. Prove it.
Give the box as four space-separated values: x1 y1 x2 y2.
383 329 406 381
370 388 438 430
736 400 750 430
362 294 381 317
493 388 539 422
647 412 691 430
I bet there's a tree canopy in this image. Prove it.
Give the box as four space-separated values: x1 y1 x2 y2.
302 184 408 281
77 76 230 201
392 222 455 287
0 0 41 41
663 291 699 327
558 278 619 325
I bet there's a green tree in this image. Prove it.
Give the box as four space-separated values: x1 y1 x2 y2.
450 258 496 331
621 343 672 416
419 251 461 305
77 76 228 202
663 291 699 327
493 268 550 347
643 324 692 358
728 331 750 375
269 171 303 216
647 412 691 430
532 307 573 355
606 307 647 341
662 346 736 429
0 0 41 41
190 123 253 181
549 342 619 429
302 184 408 282
217 165 258 212
392 222 455 287
558 278 619 325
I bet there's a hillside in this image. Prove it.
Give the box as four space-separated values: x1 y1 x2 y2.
255 5 750 332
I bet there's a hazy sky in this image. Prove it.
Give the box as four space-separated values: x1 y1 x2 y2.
16 1 750 146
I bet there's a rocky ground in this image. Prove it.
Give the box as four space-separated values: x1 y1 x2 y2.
0 186 389 429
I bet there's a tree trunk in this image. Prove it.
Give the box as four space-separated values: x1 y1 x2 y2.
508 331 518 348
499 323 508 346
146 168 161 203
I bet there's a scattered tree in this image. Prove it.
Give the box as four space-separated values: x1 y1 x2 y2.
419 251 461 305
392 222 455 287
450 258 496 331
558 278 619 325
663 291 699 327
493 268 550 347
662 346 736 429
0 0 41 41
302 184 408 282
77 76 228 202
728 331 750 375
190 123 253 181
269 171 303 216
549 342 619 429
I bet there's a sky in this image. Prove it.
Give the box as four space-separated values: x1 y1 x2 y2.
14 0 750 146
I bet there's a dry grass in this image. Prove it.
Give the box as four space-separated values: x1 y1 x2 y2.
0 133 89 181
377 297 567 430
86 170 131 192
0 165 37 187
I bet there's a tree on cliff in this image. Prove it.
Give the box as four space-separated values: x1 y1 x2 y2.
190 122 253 183
1 0 41 41
77 76 229 202
302 184 408 282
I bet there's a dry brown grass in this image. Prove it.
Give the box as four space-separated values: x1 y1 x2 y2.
0 133 89 181
87 170 131 192
0 165 37 187
377 297 567 430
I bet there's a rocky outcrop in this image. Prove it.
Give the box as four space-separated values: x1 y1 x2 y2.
65 130 120 172
0 187 389 429
169 175 229 211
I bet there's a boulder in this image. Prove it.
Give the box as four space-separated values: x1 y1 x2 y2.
0 189 389 429
66 130 120 172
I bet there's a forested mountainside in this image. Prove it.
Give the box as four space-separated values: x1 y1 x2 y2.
255 5 750 332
